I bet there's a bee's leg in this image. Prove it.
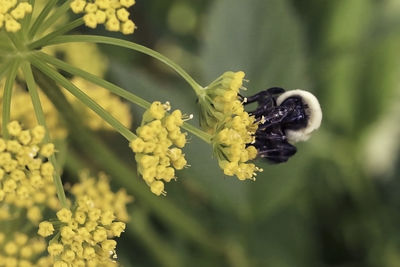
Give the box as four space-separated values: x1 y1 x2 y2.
242 87 285 105
257 142 297 163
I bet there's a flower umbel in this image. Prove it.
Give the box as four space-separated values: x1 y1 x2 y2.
198 71 263 180
0 121 60 223
70 0 136 34
198 71 246 134
38 196 126 266
213 114 263 180
0 0 32 32
70 171 133 222
130 101 190 196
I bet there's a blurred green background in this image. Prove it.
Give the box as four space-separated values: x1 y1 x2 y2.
70 0 400 266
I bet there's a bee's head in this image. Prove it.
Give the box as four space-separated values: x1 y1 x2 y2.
276 89 322 143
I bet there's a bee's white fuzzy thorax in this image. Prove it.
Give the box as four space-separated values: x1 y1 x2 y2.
276 89 322 143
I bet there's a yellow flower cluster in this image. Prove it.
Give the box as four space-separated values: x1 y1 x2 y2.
213 113 263 180
199 71 263 180
70 171 133 222
0 232 52 266
199 71 246 133
38 196 126 266
0 121 60 223
65 77 132 132
0 0 32 32
70 0 136 35
130 101 190 196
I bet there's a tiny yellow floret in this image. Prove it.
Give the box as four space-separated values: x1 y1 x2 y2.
70 0 136 34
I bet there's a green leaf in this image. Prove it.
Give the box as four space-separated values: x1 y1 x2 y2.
202 0 310 91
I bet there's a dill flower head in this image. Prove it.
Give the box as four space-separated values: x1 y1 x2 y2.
0 121 60 223
0 0 32 32
213 113 263 181
198 71 246 133
198 71 262 180
129 101 191 196
70 171 133 222
70 0 136 34
38 196 125 266
0 231 52 266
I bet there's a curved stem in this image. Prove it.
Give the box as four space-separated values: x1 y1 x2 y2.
2 60 20 138
34 51 212 143
20 61 68 208
38 35 203 94
28 18 84 50
29 55 136 141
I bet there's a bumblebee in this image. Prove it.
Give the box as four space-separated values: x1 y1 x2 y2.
243 87 322 163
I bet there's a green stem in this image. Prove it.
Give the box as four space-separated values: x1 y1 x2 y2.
0 60 12 81
36 0 73 36
2 60 19 138
40 35 203 94
35 52 149 109
33 69 222 252
20 61 68 208
28 18 84 50
29 55 136 141
35 51 212 143
28 0 59 39
6 32 24 51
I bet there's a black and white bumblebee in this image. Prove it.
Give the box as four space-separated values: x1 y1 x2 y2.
242 87 322 163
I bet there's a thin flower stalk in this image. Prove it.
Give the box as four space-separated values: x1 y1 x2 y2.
34 50 212 143
29 55 136 141
20 61 68 207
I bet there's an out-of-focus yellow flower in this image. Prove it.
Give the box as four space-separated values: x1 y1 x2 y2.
70 0 136 34
130 101 191 196
198 71 263 180
0 0 32 32
70 171 133 222
0 77 132 139
38 196 125 266
42 42 108 77
0 121 60 223
4 82 69 139
65 77 132 132
0 232 52 266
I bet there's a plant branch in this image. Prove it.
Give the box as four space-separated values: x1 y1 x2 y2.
41 35 203 94
20 61 68 207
